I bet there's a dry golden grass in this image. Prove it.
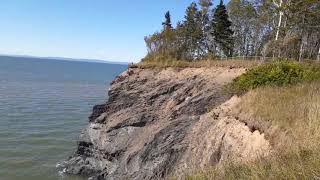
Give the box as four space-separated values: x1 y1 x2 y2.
241 81 320 148
129 59 263 69
186 81 320 180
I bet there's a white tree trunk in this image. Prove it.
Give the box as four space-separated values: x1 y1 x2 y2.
317 46 320 61
273 0 283 41
276 12 283 41
299 36 307 62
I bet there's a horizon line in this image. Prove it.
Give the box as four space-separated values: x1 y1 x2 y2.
0 53 132 64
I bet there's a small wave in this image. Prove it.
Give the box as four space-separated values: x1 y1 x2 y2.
58 168 67 179
56 162 62 168
56 161 67 179
58 168 66 175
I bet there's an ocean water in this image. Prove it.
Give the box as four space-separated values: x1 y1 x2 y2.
0 56 127 180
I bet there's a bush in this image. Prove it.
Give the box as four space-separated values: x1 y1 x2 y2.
230 61 320 94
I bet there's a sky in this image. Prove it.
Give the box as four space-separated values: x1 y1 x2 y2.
0 0 228 63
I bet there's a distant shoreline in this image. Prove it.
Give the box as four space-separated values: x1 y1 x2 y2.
0 54 130 65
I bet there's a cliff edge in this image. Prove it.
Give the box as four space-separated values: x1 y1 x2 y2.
63 67 270 179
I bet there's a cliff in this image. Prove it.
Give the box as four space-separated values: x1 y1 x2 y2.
62 67 270 179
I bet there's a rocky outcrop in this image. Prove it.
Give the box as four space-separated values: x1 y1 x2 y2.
62 67 270 179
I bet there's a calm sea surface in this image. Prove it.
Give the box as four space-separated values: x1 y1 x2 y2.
0 57 127 180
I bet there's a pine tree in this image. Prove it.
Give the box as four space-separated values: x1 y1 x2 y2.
162 11 172 30
211 0 234 57
182 2 203 59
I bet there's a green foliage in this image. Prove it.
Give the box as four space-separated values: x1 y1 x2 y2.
144 1 218 62
181 2 203 60
198 0 213 55
231 61 320 94
227 0 258 57
211 0 234 57
162 11 172 30
143 0 320 63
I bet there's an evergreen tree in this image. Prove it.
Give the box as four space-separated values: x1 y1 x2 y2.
162 11 172 30
182 2 203 59
211 0 234 57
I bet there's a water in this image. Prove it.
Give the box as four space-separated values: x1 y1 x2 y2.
0 56 127 180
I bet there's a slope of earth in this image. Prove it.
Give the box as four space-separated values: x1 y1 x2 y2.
62 67 270 179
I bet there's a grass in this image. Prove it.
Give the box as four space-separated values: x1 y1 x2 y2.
186 81 320 179
241 82 320 150
129 59 263 69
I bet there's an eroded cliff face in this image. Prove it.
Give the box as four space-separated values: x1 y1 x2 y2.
63 67 270 179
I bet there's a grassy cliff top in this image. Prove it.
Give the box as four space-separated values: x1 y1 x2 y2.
129 59 264 69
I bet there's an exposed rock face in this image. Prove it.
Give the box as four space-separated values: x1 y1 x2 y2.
63 67 270 179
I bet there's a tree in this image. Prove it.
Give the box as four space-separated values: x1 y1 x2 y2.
198 0 214 55
285 0 320 61
211 0 234 57
228 0 258 56
143 0 320 62
181 2 203 60
144 11 179 61
273 0 284 41
162 11 172 30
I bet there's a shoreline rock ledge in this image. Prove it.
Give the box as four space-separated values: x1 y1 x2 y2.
63 67 270 179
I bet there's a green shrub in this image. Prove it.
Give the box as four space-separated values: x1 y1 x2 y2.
231 61 320 94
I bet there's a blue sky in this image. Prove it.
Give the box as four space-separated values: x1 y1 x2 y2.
0 0 228 63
